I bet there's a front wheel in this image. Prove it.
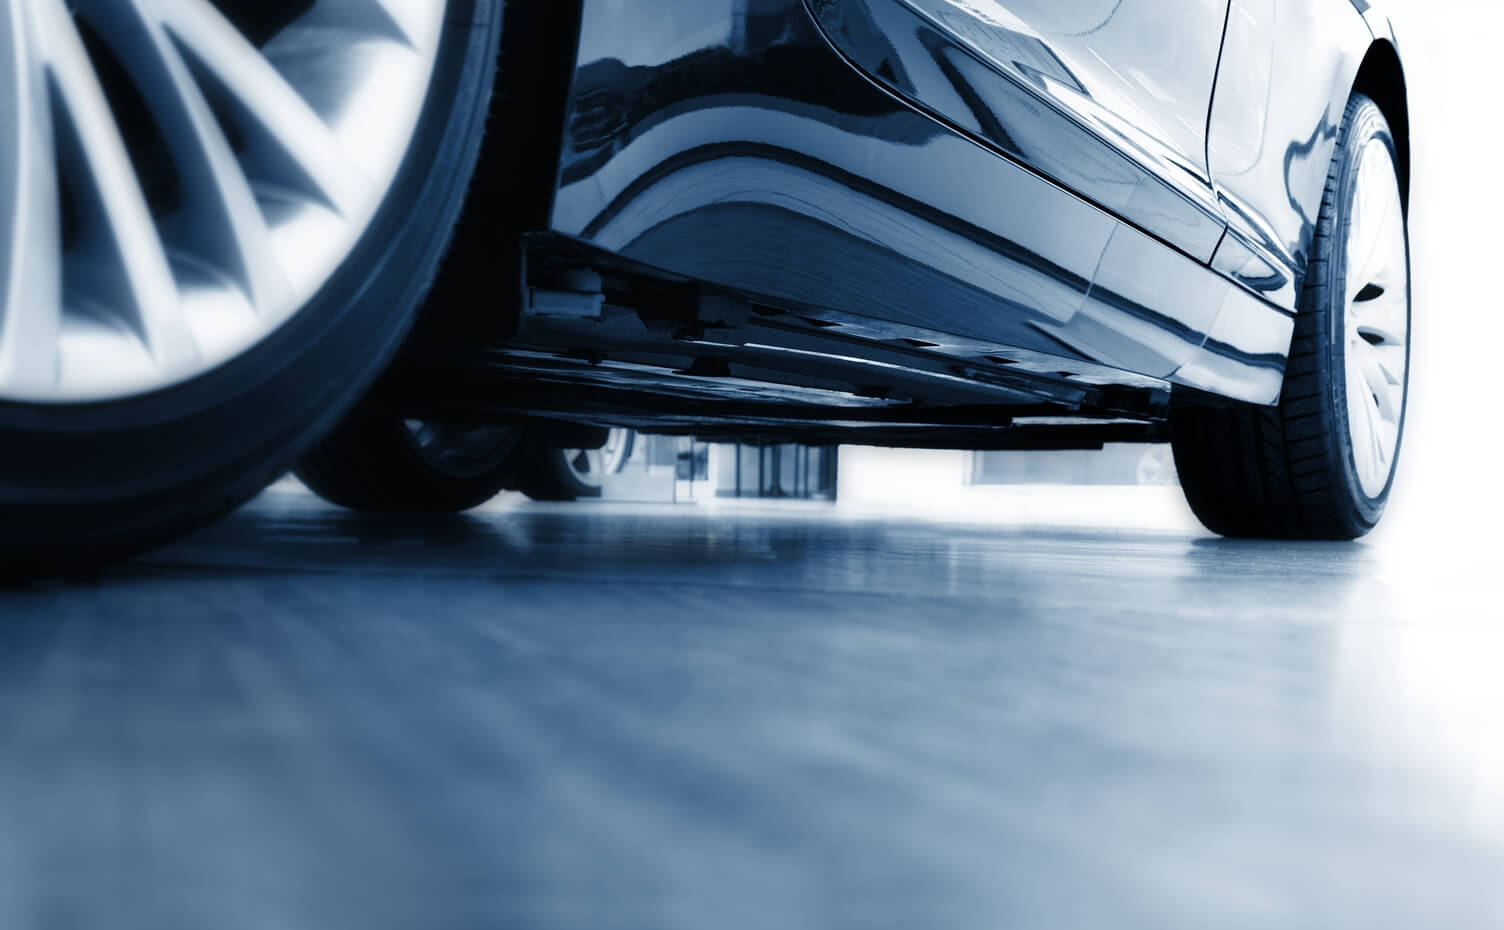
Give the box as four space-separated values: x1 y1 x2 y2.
0 0 506 572
1170 95 1410 540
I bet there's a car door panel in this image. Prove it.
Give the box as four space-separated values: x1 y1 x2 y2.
557 1 1110 344
1207 0 1375 309
559 0 1138 352
891 0 1228 180
808 0 1228 262
552 0 1294 401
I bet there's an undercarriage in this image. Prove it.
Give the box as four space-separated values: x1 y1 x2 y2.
385 234 1175 452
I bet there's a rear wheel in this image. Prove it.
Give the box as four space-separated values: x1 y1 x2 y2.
0 0 505 572
1170 95 1410 540
297 407 524 513
515 428 636 502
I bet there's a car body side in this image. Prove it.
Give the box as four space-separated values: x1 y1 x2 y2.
452 0 1407 436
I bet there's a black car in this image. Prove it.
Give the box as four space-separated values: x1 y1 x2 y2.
0 0 1412 568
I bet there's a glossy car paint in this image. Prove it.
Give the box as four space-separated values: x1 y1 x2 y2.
555 0 1114 352
808 0 1228 263
1208 0 1378 309
549 0 1352 405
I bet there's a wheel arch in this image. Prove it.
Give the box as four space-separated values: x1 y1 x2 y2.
403 0 586 344
1351 38 1411 214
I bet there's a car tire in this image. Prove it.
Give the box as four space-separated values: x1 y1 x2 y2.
1170 94 1411 540
297 408 525 514
0 0 505 575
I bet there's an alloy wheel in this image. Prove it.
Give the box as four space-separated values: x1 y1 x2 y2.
562 428 635 490
404 420 521 480
1342 138 1410 499
0 0 446 402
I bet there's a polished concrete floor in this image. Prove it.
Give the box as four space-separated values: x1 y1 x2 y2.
0 483 1500 929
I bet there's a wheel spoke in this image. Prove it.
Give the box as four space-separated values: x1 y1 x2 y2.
1340 137 1408 498
1352 293 1407 347
1346 351 1373 443
38 0 198 374
1362 378 1395 479
1350 336 1399 423
0 0 446 402
365 0 430 47
600 428 634 474
1347 351 1388 489
0 0 61 393
1364 399 1386 478
156 0 371 215
72 0 291 314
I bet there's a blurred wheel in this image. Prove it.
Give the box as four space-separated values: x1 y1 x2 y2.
516 428 636 502
1135 446 1176 486
297 407 524 513
0 0 505 571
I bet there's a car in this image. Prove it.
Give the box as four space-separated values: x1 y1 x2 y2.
0 0 1411 571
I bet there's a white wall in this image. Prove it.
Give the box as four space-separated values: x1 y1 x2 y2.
1369 1 1493 566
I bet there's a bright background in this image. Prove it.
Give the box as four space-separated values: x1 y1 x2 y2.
1359 1 1496 582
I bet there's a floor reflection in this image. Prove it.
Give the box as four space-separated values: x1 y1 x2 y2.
0 487 1498 930
119 485 1387 608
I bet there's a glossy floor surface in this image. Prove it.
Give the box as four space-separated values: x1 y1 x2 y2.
1 484 1500 930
